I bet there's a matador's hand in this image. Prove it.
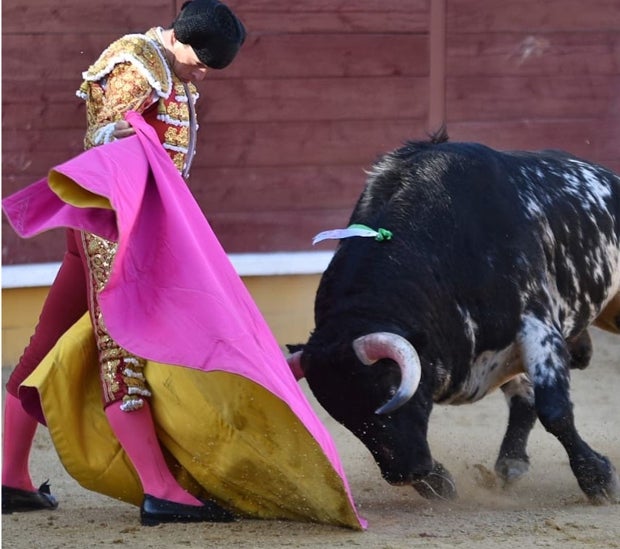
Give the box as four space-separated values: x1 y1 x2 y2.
113 120 136 139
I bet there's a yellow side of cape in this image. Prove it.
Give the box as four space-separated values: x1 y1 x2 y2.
48 169 113 210
22 314 361 529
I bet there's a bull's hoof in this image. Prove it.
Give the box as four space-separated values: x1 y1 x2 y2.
575 454 620 505
495 457 530 484
585 464 620 505
411 461 458 501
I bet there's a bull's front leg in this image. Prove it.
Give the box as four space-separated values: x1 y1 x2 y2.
518 316 620 504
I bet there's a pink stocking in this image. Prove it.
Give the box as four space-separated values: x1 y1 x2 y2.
104 401 202 505
2 394 37 491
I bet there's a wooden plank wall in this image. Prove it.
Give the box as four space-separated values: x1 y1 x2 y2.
2 1 618 266
2 0 430 263
445 0 620 173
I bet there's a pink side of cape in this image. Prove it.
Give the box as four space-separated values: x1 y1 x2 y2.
2 112 365 528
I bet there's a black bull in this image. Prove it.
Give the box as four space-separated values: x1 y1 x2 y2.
288 135 620 504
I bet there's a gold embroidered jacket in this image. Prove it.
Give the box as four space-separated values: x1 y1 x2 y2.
76 28 199 177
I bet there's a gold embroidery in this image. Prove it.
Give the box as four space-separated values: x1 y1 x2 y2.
165 100 190 122
83 233 116 290
81 34 171 97
164 125 190 148
121 395 146 412
171 152 185 172
82 232 151 408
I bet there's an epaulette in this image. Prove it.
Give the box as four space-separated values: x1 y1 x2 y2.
76 33 172 100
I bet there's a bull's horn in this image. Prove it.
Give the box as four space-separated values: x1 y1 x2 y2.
353 332 422 414
286 350 305 380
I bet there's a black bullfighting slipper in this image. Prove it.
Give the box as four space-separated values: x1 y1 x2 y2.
140 494 237 526
2 480 59 514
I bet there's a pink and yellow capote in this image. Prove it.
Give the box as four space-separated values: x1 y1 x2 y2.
3 112 366 529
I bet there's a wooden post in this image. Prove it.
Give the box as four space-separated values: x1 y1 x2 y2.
428 0 447 135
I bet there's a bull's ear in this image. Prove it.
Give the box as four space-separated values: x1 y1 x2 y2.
285 349 305 380
286 343 305 353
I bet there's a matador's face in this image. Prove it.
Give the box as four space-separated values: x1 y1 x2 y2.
170 37 210 83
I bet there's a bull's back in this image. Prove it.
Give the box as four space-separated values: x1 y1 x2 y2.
316 142 620 341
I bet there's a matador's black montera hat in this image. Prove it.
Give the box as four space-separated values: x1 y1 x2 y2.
173 0 246 69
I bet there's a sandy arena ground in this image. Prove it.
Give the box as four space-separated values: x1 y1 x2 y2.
2 329 618 548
